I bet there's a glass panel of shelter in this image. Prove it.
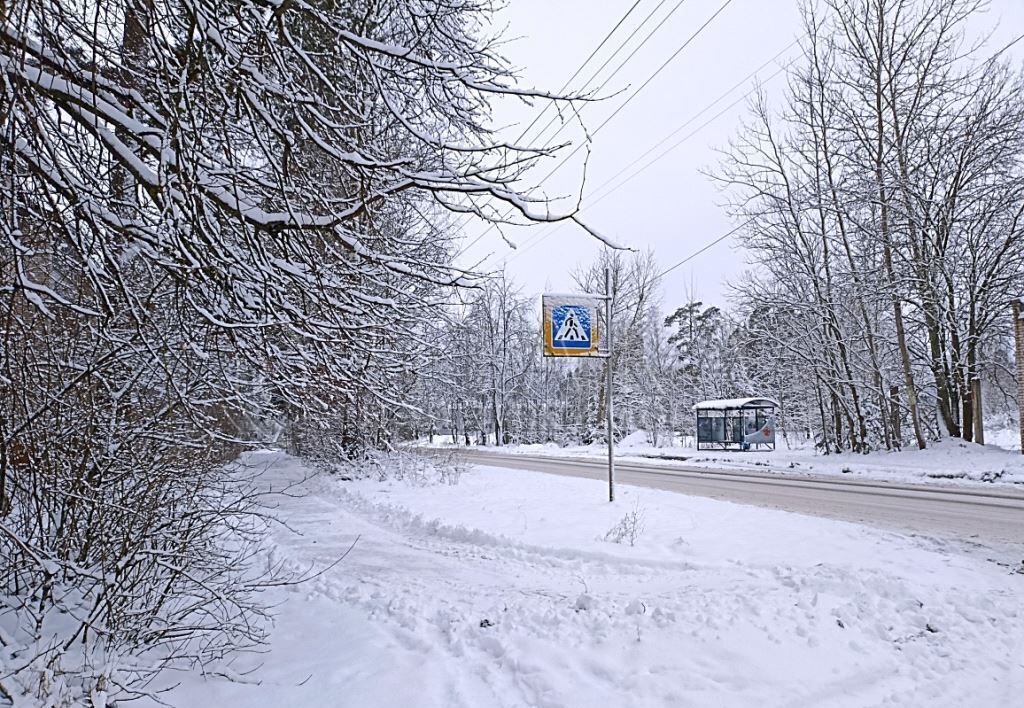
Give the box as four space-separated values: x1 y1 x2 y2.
695 402 776 451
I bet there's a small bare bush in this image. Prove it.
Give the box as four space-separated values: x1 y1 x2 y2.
603 501 646 547
436 449 469 486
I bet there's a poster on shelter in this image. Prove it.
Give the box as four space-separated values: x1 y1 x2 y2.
542 296 601 357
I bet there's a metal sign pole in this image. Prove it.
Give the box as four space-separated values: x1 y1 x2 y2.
605 266 615 502
540 281 614 501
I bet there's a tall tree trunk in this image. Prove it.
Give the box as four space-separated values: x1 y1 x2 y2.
877 372 891 450
966 311 983 444
885 82 956 441
112 0 150 210
972 377 984 445
870 9 925 449
889 385 903 449
491 390 501 447
815 379 832 453
926 312 960 437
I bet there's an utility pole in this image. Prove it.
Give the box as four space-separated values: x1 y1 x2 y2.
1013 299 1024 454
605 266 615 502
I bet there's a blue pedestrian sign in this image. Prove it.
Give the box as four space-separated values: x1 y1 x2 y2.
552 305 591 348
542 296 601 357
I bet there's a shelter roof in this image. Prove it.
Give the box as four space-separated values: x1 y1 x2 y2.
693 397 779 411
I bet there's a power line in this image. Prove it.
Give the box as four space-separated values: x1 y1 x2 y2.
455 0 695 260
658 218 753 278
596 33 1024 294
534 0 736 189
452 0 667 260
540 30 1024 304
577 48 796 207
501 41 796 266
510 0 648 148
993 31 1024 57
508 61 791 264
463 0 736 262
609 217 754 309
524 0 691 151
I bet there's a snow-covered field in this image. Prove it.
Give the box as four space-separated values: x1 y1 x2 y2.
423 431 1024 486
146 451 1024 708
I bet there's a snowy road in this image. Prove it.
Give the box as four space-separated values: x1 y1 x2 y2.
456 450 1024 544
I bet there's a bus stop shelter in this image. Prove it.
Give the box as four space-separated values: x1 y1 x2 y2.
694 397 778 451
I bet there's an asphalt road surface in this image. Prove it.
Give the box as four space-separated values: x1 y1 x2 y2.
455 450 1024 547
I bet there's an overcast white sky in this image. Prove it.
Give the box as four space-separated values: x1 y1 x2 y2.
455 0 1024 313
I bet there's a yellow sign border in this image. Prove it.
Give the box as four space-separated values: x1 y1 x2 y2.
542 298 601 357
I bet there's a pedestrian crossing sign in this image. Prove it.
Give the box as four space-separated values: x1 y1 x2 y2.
543 296 601 357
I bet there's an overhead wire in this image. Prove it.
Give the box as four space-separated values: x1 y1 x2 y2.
566 54 800 308
452 0 671 259
606 217 755 313
572 46 796 209
507 79 789 269
450 4 643 246
501 39 797 266
513 0 648 146
530 0 735 185
523 0 691 151
458 0 732 262
550 26 1024 309
622 30 1024 301
659 218 754 279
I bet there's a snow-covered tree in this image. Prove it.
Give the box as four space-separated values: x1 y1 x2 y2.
715 0 1024 451
0 0 604 700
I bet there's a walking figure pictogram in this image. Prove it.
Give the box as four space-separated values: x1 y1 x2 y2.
555 309 587 342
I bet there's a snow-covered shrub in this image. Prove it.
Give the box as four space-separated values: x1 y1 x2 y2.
0 441 281 705
603 502 646 547
435 449 470 486
340 449 467 486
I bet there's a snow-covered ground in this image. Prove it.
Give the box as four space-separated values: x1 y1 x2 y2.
146 451 1024 708
420 431 1024 486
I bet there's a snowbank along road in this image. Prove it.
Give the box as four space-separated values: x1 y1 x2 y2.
451 450 1024 546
